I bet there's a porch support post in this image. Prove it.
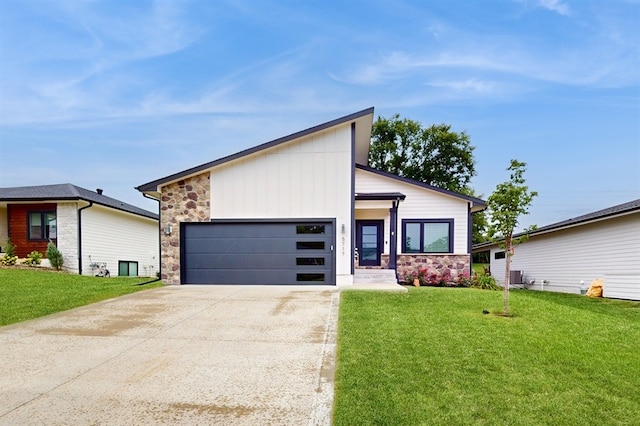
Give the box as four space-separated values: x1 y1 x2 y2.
389 200 399 270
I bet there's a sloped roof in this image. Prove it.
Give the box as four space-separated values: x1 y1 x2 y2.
0 184 158 220
137 107 375 194
533 198 640 233
356 164 487 210
473 198 640 249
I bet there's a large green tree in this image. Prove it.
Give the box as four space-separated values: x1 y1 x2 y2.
487 159 537 315
369 114 476 193
369 114 487 242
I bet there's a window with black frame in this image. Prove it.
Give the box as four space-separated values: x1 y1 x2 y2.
402 219 453 253
118 261 139 276
28 211 56 240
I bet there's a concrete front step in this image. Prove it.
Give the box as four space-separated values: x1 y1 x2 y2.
353 269 398 284
351 269 407 292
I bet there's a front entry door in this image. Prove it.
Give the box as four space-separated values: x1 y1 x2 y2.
356 220 384 267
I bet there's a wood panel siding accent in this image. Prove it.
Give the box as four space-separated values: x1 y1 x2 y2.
7 203 56 257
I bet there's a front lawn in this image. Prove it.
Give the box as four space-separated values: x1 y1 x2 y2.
334 288 640 425
0 268 164 326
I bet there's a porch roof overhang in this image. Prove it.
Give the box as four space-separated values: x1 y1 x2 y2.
355 192 406 201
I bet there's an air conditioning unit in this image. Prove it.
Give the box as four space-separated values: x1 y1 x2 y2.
510 270 523 285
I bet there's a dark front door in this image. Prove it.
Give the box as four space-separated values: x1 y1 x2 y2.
356 220 384 267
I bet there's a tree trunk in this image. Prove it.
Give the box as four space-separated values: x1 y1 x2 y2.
503 236 511 315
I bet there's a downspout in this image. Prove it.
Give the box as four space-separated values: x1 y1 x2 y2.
468 203 473 276
350 122 356 276
143 193 161 281
77 201 94 275
388 200 399 271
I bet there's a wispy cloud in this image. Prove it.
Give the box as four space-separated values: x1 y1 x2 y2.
426 78 497 93
2 0 637 130
0 0 206 126
329 20 638 93
537 0 571 16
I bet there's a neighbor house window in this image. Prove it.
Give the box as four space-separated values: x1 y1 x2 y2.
402 219 453 253
118 261 138 276
494 251 506 260
28 211 56 240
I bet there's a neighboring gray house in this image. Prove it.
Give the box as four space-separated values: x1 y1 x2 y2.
136 108 486 286
473 199 640 300
0 184 160 277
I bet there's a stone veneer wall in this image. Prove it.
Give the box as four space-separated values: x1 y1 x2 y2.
396 254 470 283
160 173 210 284
355 254 390 270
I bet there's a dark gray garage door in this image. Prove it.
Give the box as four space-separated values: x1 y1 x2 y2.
182 221 335 285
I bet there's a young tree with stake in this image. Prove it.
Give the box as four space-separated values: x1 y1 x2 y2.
487 159 537 315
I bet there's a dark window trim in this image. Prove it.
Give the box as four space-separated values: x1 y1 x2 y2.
27 210 56 241
356 219 385 267
494 251 506 260
118 260 139 276
401 219 454 254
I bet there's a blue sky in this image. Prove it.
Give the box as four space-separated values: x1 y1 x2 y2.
1 0 638 231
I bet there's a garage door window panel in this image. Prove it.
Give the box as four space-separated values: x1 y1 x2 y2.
296 241 325 250
296 257 326 266
296 225 325 234
296 273 325 282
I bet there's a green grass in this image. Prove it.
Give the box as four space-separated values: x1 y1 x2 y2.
472 263 489 275
334 288 640 426
0 268 164 326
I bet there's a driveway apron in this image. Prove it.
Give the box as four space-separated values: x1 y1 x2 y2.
0 285 339 425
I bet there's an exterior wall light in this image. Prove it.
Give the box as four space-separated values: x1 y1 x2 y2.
164 225 173 235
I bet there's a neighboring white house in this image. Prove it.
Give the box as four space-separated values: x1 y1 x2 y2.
0 184 160 277
473 199 640 300
136 107 486 286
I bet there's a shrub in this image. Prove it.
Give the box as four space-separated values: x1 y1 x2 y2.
0 254 18 266
407 268 466 287
46 242 64 270
3 238 16 257
23 250 43 266
471 274 501 290
455 271 474 288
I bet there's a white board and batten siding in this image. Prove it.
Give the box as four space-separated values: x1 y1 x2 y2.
209 125 353 284
81 205 159 277
355 168 470 254
488 213 640 300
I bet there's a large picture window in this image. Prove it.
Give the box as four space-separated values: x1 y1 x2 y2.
28 211 56 240
402 219 453 253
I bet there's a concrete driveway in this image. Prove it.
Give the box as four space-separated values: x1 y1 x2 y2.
0 285 339 425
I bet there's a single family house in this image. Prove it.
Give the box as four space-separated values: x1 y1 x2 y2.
473 199 640 300
0 184 160 277
136 107 486 286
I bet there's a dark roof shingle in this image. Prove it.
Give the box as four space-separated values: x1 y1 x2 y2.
533 198 640 234
0 184 158 220
473 198 640 249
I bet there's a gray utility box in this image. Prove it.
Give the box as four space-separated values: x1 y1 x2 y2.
510 270 523 285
